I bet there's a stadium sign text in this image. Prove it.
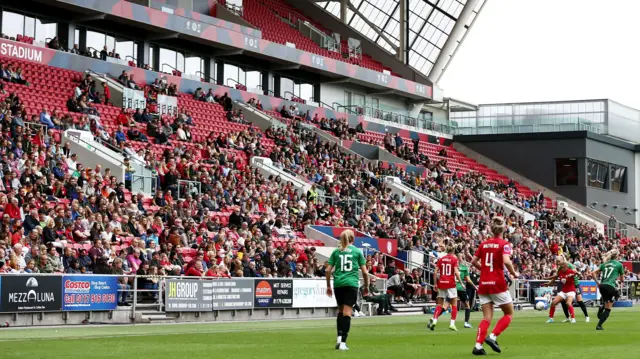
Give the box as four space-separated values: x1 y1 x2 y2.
0 43 43 62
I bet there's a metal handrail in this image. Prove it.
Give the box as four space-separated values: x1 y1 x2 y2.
226 77 244 88
161 63 180 75
195 71 215 83
125 55 137 66
256 85 275 96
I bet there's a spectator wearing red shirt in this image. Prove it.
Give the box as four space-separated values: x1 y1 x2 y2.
5 197 21 220
102 82 111 105
186 260 205 277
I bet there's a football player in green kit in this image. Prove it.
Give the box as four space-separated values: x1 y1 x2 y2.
326 230 369 350
591 249 625 330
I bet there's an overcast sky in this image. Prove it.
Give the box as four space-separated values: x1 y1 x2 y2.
439 0 640 109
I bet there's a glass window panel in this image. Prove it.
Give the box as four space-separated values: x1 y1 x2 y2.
414 54 427 71
578 102 586 113
224 64 238 85
435 31 447 48
185 56 202 76
86 31 105 52
422 24 436 40
427 45 439 62
246 71 261 90
610 165 626 192
106 35 115 52
159 48 177 73
74 29 79 46
176 52 185 72
238 67 246 85
24 16 35 38
585 101 594 112
587 160 608 189
2 11 24 38
556 158 578 186
570 102 579 113
280 77 294 98
35 19 57 44
115 40 134 61
149 46 155 71
301 83 314 101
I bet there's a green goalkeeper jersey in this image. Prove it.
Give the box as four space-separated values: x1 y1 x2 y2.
599 260 624 287
567 263 580 286
456 264 469 291
328 245 365 288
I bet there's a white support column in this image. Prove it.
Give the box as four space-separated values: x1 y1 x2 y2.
341 0 348 23
427 0 480 84
398 0 406 62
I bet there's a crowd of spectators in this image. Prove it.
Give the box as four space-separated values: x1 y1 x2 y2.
0 59 637 310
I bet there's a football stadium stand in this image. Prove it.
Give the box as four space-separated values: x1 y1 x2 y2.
0 0 637 326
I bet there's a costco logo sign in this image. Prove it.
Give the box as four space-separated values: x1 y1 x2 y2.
64 280 91 293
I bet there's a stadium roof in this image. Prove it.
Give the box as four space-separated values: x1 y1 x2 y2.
316 0 486 84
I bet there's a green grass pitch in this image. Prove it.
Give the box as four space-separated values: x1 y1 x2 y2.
0 307 637 358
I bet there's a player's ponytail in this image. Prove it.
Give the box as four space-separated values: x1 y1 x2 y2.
339 229 354 251
603 248 619 262
446 244 455 254
490 216 506 237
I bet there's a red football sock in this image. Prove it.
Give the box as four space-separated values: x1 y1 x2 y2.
476 319 490 344
549 305 556 318
568 305 575 319
434 305 443 319
451 306 458 320
491 315 512 337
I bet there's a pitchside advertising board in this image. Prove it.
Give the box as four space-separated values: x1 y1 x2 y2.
0 276 62 312
211 279 254 310
165 279 214 312
62 276 118 311
255 279 293 308
292 280 337 308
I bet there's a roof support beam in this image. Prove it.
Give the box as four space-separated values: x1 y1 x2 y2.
346 0 399 53
427 0 480 84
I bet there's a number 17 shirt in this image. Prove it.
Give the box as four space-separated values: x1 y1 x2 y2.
474 238 512 295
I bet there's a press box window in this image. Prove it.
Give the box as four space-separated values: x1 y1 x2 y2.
610 165 627 192
555 158 578 186
587 160 608 189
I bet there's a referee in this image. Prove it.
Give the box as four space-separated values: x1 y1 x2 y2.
457 253 478 328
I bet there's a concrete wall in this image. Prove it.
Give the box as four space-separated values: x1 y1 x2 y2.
456 132 639 225
585 138 636 224
456 134 588 205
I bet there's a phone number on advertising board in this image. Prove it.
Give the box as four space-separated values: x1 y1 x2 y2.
64 294 117 304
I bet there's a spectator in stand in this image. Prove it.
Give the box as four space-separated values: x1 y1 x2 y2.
77 95 99 116
114 125 127 145
0 63 11 81
69 44 80 54
100 46 108 61
67 95 81 113
204 89 215 103
118 71 128 85
39 107 56 129
47 37 60 50
102 82 111 105
127 75 140 90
